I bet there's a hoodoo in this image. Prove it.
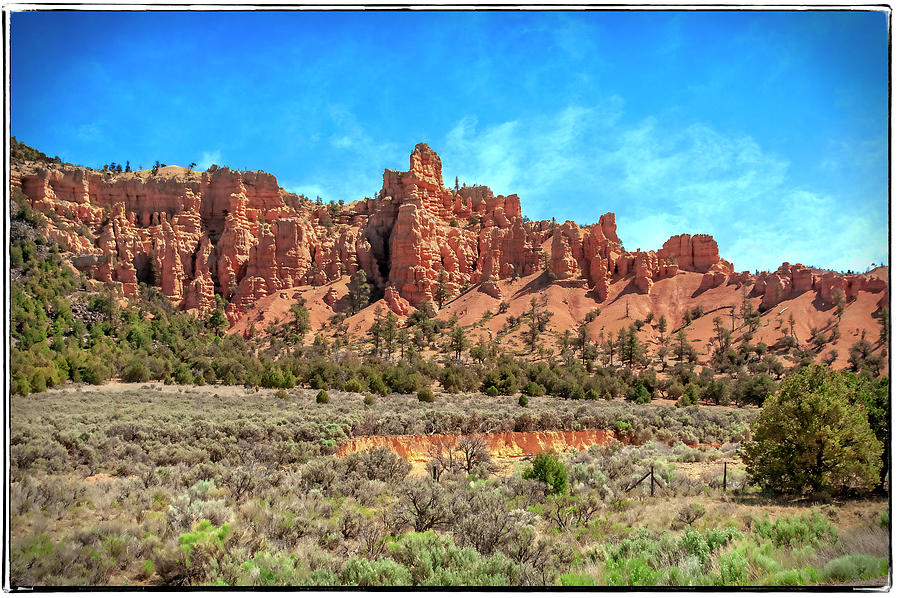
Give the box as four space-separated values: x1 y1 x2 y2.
12 143 886 325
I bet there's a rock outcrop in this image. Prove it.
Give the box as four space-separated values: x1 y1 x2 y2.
750 262 889 311
13 143 883 323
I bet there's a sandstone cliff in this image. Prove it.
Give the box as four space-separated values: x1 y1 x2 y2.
12 143 885 325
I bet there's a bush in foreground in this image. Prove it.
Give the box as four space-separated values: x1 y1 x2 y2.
741 365 882 496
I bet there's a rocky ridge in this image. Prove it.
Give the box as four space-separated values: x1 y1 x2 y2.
12 143 887 324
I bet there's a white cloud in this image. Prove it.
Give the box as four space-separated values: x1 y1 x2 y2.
282 182 327 202
75 122 103 142
197 150 223 171
437 104 887 273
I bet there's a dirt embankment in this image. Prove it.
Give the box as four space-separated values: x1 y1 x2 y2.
337 429 616 464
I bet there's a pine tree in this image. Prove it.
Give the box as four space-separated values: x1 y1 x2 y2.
369 307 384 357
674 329 689 363
289 300 311 342
523 297 549 353
450 326 468 360
433 268 449 310
876 307 889 343
382 311 399 360
574 324 591 367
347 270 371 315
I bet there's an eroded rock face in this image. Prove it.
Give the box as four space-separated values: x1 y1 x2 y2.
16 142 862 321
748 262 889 311
658 233 732 274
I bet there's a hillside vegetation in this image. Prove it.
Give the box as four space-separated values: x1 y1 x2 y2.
8 141 890 588
9 386 889 587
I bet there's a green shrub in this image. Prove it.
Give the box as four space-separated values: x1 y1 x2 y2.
239 551 303 585
11 373 30 396
761 567 821 586
518 395 529 407
175 519 232 584
678 383 699 406
523 452 568 494
417 387 435 403
386 531 520 586
339 556 412 586
605 556 658 586
485 385 499 397
741 364 882 495
122 358 151 383
823 554 889 581
752 511 837 548
316 390 330 404
717 550 748 585
585 388 599 401
343 377 366 393
303 569 341 586
523 381 542 397
173 365 193 385
628 383 651 404
363 393 376 406
679 528 712 565
559 572 597 586
369 375 389 396
879 510 889 529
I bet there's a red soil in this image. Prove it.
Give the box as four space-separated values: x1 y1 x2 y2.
228 266 887 372
336 429 616 464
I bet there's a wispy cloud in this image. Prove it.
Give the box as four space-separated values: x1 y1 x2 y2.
197 150 222 171
437 104 886 273
75 122 103 142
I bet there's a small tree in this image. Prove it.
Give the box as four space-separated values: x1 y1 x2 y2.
849 333 884 376
346 270 371 315
470 343 487 365
206 306 228 337
574 324 591 367
382 312 399 360
289 300 311 341
522 297 550 353
433 268 449 310
876 307 889 344
368 307 384 357
740 364 882 496
449 326 469 361
524 452 568 494
457 436 494 475
417 387 435 403
396 477 450 532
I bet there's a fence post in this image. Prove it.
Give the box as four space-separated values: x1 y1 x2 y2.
650 465 655 497
723 461 727 492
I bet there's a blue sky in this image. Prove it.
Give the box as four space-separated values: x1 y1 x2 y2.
12 10 888 273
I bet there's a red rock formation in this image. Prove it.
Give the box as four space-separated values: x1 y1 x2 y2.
337 429 616 463
633 251 658 294
550 224 581 280
15 142 875 326
658 233 731 274
323 287 339 308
